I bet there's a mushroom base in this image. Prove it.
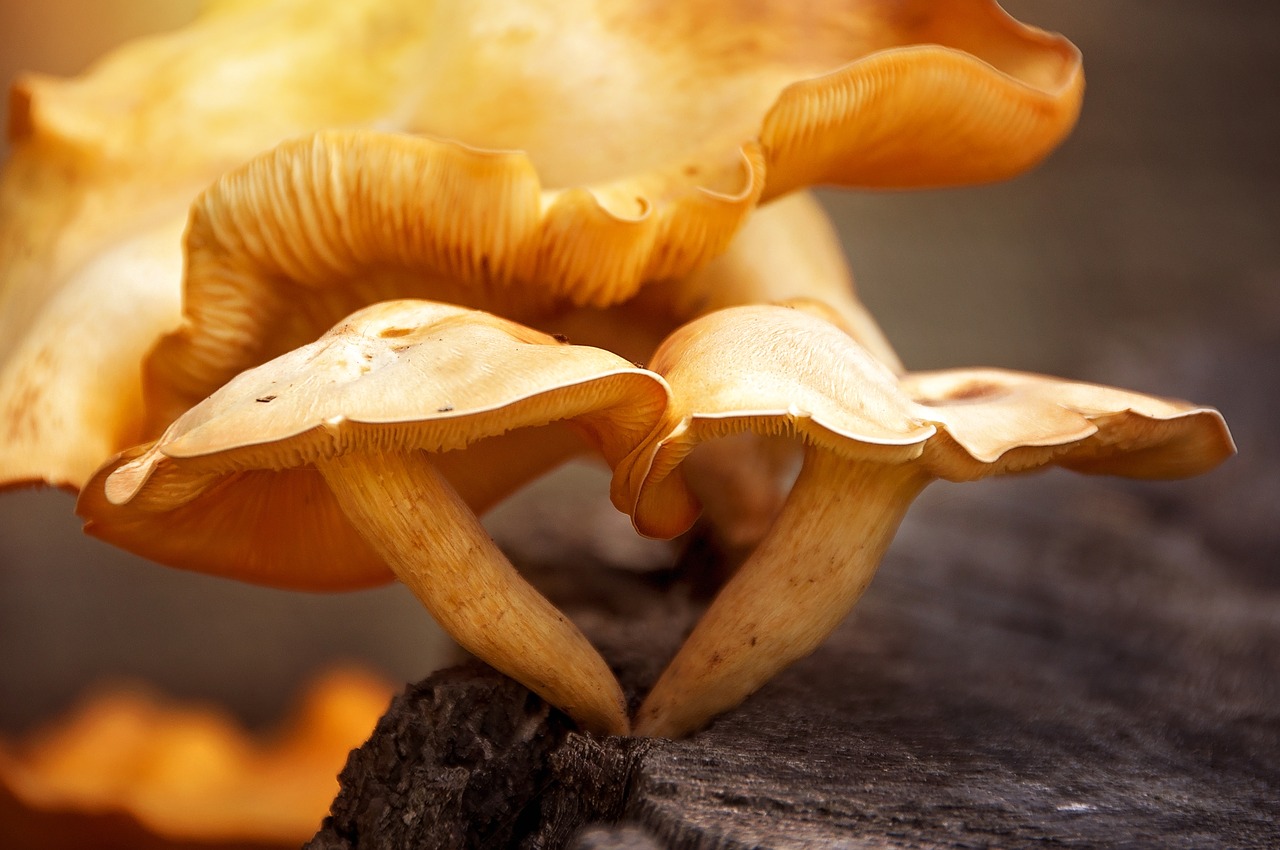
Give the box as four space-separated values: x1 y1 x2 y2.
636 448 929 737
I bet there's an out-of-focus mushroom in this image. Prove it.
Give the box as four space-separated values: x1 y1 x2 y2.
0 667 393 848
615 304 1234 738
80 299 672 735
140 0 1076 429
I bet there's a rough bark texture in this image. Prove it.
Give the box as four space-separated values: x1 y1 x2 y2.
305 663 656 850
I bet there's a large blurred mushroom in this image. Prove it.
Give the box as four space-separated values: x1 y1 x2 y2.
79 299 672 735
139 0 1078 430
615 304 1235 738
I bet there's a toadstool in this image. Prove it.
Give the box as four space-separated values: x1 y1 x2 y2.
140 0 1076 428
615 304 1235 738
496 193 920 557
79 299 673 735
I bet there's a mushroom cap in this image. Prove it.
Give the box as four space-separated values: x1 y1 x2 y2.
542 192 905 552
900 368 1236 481
621 305 1234 539
4 0 1081 489
616 304 936 538
139 0 1079 431
78 299 670 589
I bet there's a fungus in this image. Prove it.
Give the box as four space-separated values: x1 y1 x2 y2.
139 0 1076 428
616 304 1234 738
0 667 393 848
502 192 907 557
79 299 673 735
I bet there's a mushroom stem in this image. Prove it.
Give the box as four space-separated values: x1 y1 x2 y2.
316 448 628 736
635 446 929 738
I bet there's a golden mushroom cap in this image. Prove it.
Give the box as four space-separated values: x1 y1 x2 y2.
78 299 670 589
3 0 1080 488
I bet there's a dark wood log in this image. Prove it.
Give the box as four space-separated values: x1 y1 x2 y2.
305 663 658 850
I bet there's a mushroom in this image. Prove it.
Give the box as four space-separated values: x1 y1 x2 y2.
4 0 1079 488
0 666 394 847
550 192 904 559
78 299 673 735
615 304 1235 738
139 0 1077 429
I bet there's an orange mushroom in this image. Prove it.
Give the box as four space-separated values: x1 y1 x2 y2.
614 304 1234 738
0 667 393 848
524 191 908 555
80 299 672 734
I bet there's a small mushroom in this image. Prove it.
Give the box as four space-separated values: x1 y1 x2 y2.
539 192 906 557
79 299 673 736
616 304 1235 738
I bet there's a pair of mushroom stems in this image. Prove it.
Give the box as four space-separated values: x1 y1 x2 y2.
635 446 929 739
316 448 629 737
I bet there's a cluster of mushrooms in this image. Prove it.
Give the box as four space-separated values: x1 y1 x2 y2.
1 0 1233 740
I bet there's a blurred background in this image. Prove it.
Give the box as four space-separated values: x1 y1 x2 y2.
0 0 1276 743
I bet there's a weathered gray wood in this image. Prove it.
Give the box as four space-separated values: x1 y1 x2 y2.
627 485 1278 848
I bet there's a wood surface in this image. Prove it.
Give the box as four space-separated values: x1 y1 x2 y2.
308 342 1279 848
